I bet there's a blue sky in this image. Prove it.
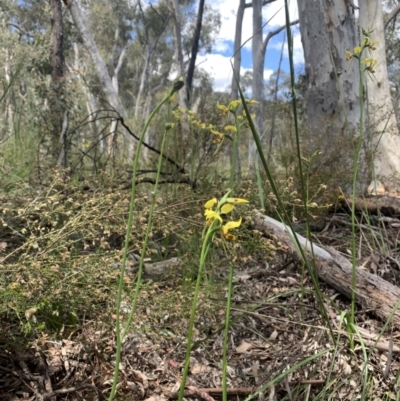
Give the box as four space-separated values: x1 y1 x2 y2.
196 0 304 92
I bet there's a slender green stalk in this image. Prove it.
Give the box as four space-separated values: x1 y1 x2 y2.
178 220 219 401
284 0 320 287
284 0 306 210
243 348 332 401
178 191 247 401
230 114 240 189
254 154 265 211
346 28 379 339
231 3 335 341
349 53 365 342
121 124 171 337
108 79 184 401
222 263 234 401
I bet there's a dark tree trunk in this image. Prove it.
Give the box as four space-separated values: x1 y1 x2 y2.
50 0 67 166
186 0 205 103
50 0 64 83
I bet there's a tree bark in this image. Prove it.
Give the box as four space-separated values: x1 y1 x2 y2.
298 0 360 132
50 0 67 165
50 0 64 83
359 1 400 196
186 0 205 104
297 0 362 189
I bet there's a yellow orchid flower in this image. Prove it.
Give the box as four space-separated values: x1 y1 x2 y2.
226 197 249 204
245 99 259 105
361 57 376 65
221 218 242 240
220 203 234 214
228 100 241 113
210 129 224 137
224 125 237 133
210 129 224 144
204 198 217 209
216 102 229 116
353 46 362 56
369 41 379 51
362 27 373 37
345 48 353 61
204 209 222 223
362 57 377 73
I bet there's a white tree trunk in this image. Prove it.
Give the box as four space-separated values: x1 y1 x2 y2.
297 0 363 189
69 42 104 153
108 28 126 156
250 2 297 168
231 0 247 101
169 0 187 110
4 47 14 138
64 0 125 119
298 0 360 132
134 15 170 118
359 1 400 195
249 0 264 167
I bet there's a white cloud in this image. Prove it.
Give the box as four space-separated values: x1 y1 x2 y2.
196 53 273 93
195 53 235 92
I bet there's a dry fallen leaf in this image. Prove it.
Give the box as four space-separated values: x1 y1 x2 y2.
191 363 212 374
236 340 253 353
144 395 167 401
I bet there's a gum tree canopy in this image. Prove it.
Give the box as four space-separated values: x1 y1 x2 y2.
297 0 400 196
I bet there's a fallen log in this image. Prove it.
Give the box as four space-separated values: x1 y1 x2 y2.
252 210 400 327
333 194 400 217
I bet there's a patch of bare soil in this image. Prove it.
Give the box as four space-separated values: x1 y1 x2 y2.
2 212 400 400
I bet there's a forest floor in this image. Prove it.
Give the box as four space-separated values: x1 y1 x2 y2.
1 186 400 401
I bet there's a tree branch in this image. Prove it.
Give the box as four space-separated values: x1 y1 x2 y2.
262 19 299 54
118 117 187 177
244 0 277 8
385 3 400 29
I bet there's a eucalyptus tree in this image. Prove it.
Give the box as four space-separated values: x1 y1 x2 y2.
297 0 400 195
1 0 72 164
3 0 220 165
359 1 400 195
133 0 171 118
249 0 298 166
50 0 68 165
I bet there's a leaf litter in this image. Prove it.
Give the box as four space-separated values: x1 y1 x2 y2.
2 211 400 400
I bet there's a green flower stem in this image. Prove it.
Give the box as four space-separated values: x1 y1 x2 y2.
349 46 366 341
178 220 220 401
230 114 240 190
108 80 183 401
229 1 335 342
122 125 170 338
222 263 234 401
